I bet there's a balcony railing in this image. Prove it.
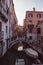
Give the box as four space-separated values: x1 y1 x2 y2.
0 31 4 39
0 2 8 21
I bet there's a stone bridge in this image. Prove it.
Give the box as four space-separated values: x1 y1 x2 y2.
9 37 43 62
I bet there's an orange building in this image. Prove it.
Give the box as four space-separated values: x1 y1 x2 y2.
23 8 43 42
10 0 18 40
17 25 23 37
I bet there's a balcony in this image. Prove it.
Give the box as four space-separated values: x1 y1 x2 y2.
0 2 8 22
0 31 4 40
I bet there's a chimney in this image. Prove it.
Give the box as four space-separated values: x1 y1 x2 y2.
33 8 35 11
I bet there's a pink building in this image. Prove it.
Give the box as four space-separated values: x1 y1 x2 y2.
24 8 43 42
24 8 43 26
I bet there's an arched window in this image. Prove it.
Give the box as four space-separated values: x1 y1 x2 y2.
37 14 41 18
28 14 33 18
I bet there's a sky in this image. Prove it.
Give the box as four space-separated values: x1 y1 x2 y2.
13 0 43 26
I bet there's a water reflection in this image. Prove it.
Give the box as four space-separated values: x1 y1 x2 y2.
15 59 25 65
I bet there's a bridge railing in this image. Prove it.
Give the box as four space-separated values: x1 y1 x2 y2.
9 37 25 48
9 37 43 55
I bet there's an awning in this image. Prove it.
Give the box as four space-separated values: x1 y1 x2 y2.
25 48 38 58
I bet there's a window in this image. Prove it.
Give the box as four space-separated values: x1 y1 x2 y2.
37 14 41 18
38 21 40 23
29 20 32 24
29 29 32 33
29 20 32 23
37 28 41 34
29 36 32 40
42 14 43 18
6 26 8 33
28 14 33 18
14 19 16 24
7 8 9 15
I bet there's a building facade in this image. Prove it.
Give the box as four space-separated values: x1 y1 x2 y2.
0 0 17 56
23 8 43 42
17 25 23 37
36 21 43 53
10 0 18 40
0 0 10 56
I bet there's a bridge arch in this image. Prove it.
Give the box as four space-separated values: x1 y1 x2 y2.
1 39 42 65
9 37 43 63
9 41 34 65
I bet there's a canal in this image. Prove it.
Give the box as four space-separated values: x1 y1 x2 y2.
0 42 42 65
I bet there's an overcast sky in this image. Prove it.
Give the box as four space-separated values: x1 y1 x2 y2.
13 0 43 26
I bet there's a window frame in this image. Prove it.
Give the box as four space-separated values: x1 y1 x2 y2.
28 13 33 18
29 36 32 40
37 28 41 34
29 20 32 24
37 14 41 18
6 26 8 33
